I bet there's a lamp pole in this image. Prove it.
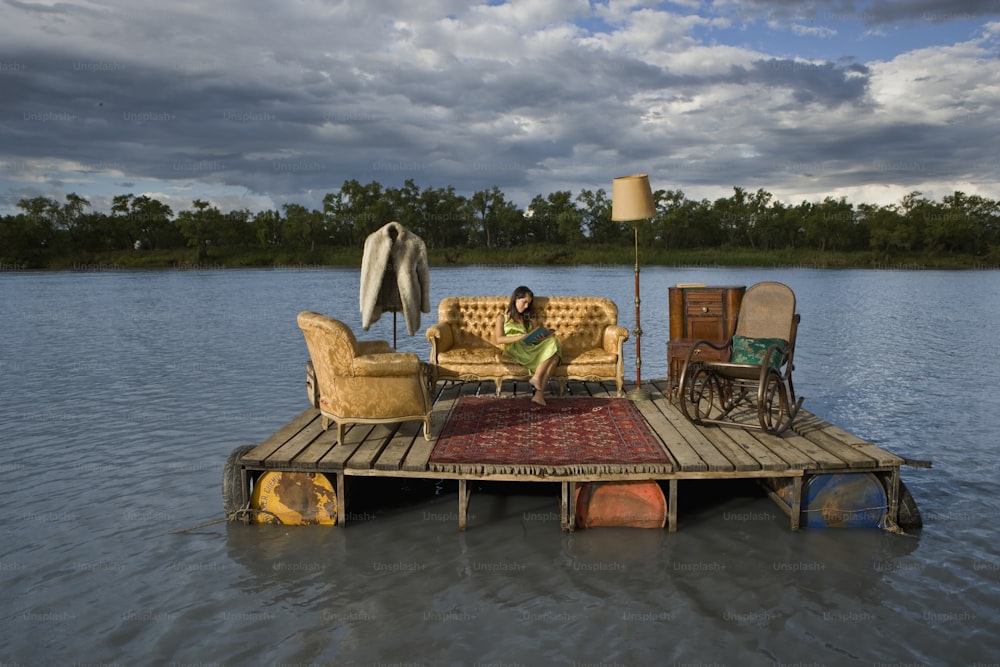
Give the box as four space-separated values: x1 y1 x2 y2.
627 221 651 400
611 173 655 401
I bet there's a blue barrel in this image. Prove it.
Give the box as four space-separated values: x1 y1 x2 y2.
767 473 887 528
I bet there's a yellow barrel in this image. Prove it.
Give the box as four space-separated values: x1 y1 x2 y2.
250 471 338 525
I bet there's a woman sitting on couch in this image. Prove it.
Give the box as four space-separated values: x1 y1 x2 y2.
494 285 562 406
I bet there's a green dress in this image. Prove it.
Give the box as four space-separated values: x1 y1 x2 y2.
503 316 562 373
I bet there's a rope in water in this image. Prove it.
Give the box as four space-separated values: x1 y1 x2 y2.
168 504 280 534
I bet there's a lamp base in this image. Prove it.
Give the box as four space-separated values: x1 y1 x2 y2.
626 385 653 401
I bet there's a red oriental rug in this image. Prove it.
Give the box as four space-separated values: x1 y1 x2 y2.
428 397 674 476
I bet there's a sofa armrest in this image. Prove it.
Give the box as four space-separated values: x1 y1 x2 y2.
425 322 455 357
357 340 393 355
602 324 630 354
353 352 423 377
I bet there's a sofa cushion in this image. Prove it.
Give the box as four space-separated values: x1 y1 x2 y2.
437 347 502 365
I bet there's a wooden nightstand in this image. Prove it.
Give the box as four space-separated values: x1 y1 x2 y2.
667 285 745 398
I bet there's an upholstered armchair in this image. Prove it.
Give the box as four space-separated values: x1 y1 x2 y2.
297 311 433 444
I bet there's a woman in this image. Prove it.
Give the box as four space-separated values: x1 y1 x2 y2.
494 285 562 406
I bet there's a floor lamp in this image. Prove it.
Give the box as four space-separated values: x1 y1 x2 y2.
612 174 655 401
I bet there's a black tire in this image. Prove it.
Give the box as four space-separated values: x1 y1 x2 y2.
222 445 255 523
897 480 922 530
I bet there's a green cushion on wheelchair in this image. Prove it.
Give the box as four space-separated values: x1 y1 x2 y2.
730 336 787 369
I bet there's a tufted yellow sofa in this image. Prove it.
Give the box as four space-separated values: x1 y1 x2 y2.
425 296 630 396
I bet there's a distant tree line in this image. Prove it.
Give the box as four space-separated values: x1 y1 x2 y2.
2 178 998 266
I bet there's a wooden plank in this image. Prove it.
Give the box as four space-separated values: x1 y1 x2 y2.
374 420 421 471
667 479 677 533
744 429 814 469
666 399 763 471
796 428 880 469
794 412 904 467
636 385 761 471
790 476 802 530
401 382 461 472
401 433 436 472
718 426 791 471
241 408 319 466
264 417 327 468
789 409 830 434
346 424 398 470
458 480 470 531
655 399 736 472
316 424 372 470
585 381 615 398
290 426 339 469
701 428 762 472
633 398 704 472
336 472 345 526
764 430 847 470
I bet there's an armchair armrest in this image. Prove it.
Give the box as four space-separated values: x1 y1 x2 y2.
357 340 393 355
425 322 455 357
353 352 424 377
601 324 630 354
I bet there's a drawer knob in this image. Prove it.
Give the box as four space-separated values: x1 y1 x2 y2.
702 306 709 313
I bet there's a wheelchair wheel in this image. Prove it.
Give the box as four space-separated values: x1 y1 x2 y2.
680 365 727 424
759 369 793 434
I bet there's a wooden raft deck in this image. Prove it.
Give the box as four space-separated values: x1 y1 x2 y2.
238 379 905 532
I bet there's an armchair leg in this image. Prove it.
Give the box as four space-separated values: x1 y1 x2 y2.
422 417 431 441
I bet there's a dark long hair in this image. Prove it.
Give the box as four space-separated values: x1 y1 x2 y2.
506 285 536 325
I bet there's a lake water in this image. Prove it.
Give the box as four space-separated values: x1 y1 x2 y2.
2 265 999 666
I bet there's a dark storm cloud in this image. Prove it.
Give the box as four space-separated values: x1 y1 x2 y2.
1 0 999 213
735 60 870 107
731 0 1000 25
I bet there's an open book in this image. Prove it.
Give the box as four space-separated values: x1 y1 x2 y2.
522 327 553 346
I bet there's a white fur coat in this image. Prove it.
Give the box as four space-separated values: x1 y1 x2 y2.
360 222 430 336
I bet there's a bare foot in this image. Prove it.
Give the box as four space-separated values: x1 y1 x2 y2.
531 393 547 406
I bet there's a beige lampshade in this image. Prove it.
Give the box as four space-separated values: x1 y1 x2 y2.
611 173 655 221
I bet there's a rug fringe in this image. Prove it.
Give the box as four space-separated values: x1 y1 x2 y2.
427 462 674 476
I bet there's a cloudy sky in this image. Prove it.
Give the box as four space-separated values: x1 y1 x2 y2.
2 0 999 216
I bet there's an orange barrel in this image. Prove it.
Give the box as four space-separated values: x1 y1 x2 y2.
574 480 667 529
250 471 338 525
765 473 887 528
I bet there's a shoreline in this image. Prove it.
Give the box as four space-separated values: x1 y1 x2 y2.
3 246 998 272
